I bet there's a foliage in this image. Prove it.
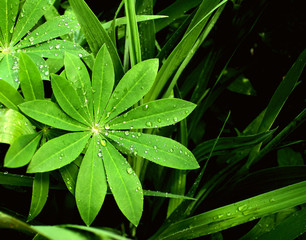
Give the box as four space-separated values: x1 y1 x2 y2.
0 0 305 239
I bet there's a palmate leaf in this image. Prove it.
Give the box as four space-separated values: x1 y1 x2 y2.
24 39 89 59
75 135 107 226
108 98 196 129
92 45 114 122
19 100 89 131
106 131 199 170
101 59 159 122
15 13 81 49
27 132 91 173
0 54 19 88
27 173 49 222
10 0 56 46
51 74 92 126
64 52 93 120
0 79 24 111
4 132 42 168
0 0 19 45
18 52 44 101
101 137 143 226
0 108 35 144
27 53 50 80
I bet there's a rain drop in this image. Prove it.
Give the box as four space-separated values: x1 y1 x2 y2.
98 152 102 157
124 131 129 136
78 53 83 57
146 121 152 127
143 104 149 111
126 167 133 175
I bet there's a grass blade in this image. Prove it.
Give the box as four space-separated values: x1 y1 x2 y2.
75 135 107 226
156 181 306 239
101 137 143 226
18 52 44 100
69 0 124 81
108 98 196 129
124 0 142 66
27 132 90 173
27 172 49 222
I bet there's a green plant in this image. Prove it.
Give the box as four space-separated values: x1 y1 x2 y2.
0 0 305 239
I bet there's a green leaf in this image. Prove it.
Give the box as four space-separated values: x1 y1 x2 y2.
15 14 81 49
32 226 88 240
63 224 131 240
75 135 107 226
27 132 91 173
0 108 35 144
51 74 92 126
59 161 79 195
108 98 196 130
24 39 89 59
102 59 159 122
258 49 306 133
0 79 24 110
69 0 124 81
124 0 142 66
143 190 196 200
106 131 199 170
145 0 227 101
27 53 50 80
4 132 42 168
28 173 49 222
64 52 93 120
101 138 143 226
10 0 56 46
156 181 306 239
0 0 19 45
18 52 44 100
0 54 19 88
19 100 89 131
92 44 114 122
0 172 33 187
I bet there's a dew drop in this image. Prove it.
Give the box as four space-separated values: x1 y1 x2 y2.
78 53 83 57
126 167 133 174
104 124 110 130
124 131 129 136
157 118 161 123
143 104 149 111
97 152 102 157
238 204 248 212
146 121 152 127
173 117 178 122
100 139 107 146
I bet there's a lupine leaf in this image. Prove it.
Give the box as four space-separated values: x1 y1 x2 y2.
59 161 79 195
24 39 89 59
27 172 49 222
27 53 50 80
102 59 159 122
75 135 107 226
0 54 19 88
27 132 91 173
0 79 24 110
64 52 93 120
101 138 143 226
18 52 44 100
15 14 81 49
19 100 88 131
10 0 56 46
108 98 196 130
32 226 88 240
0 108 35 144
92 44 114 123
0 0 19 45
51 74 92 126
4 132 42 168
106 131 199 170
